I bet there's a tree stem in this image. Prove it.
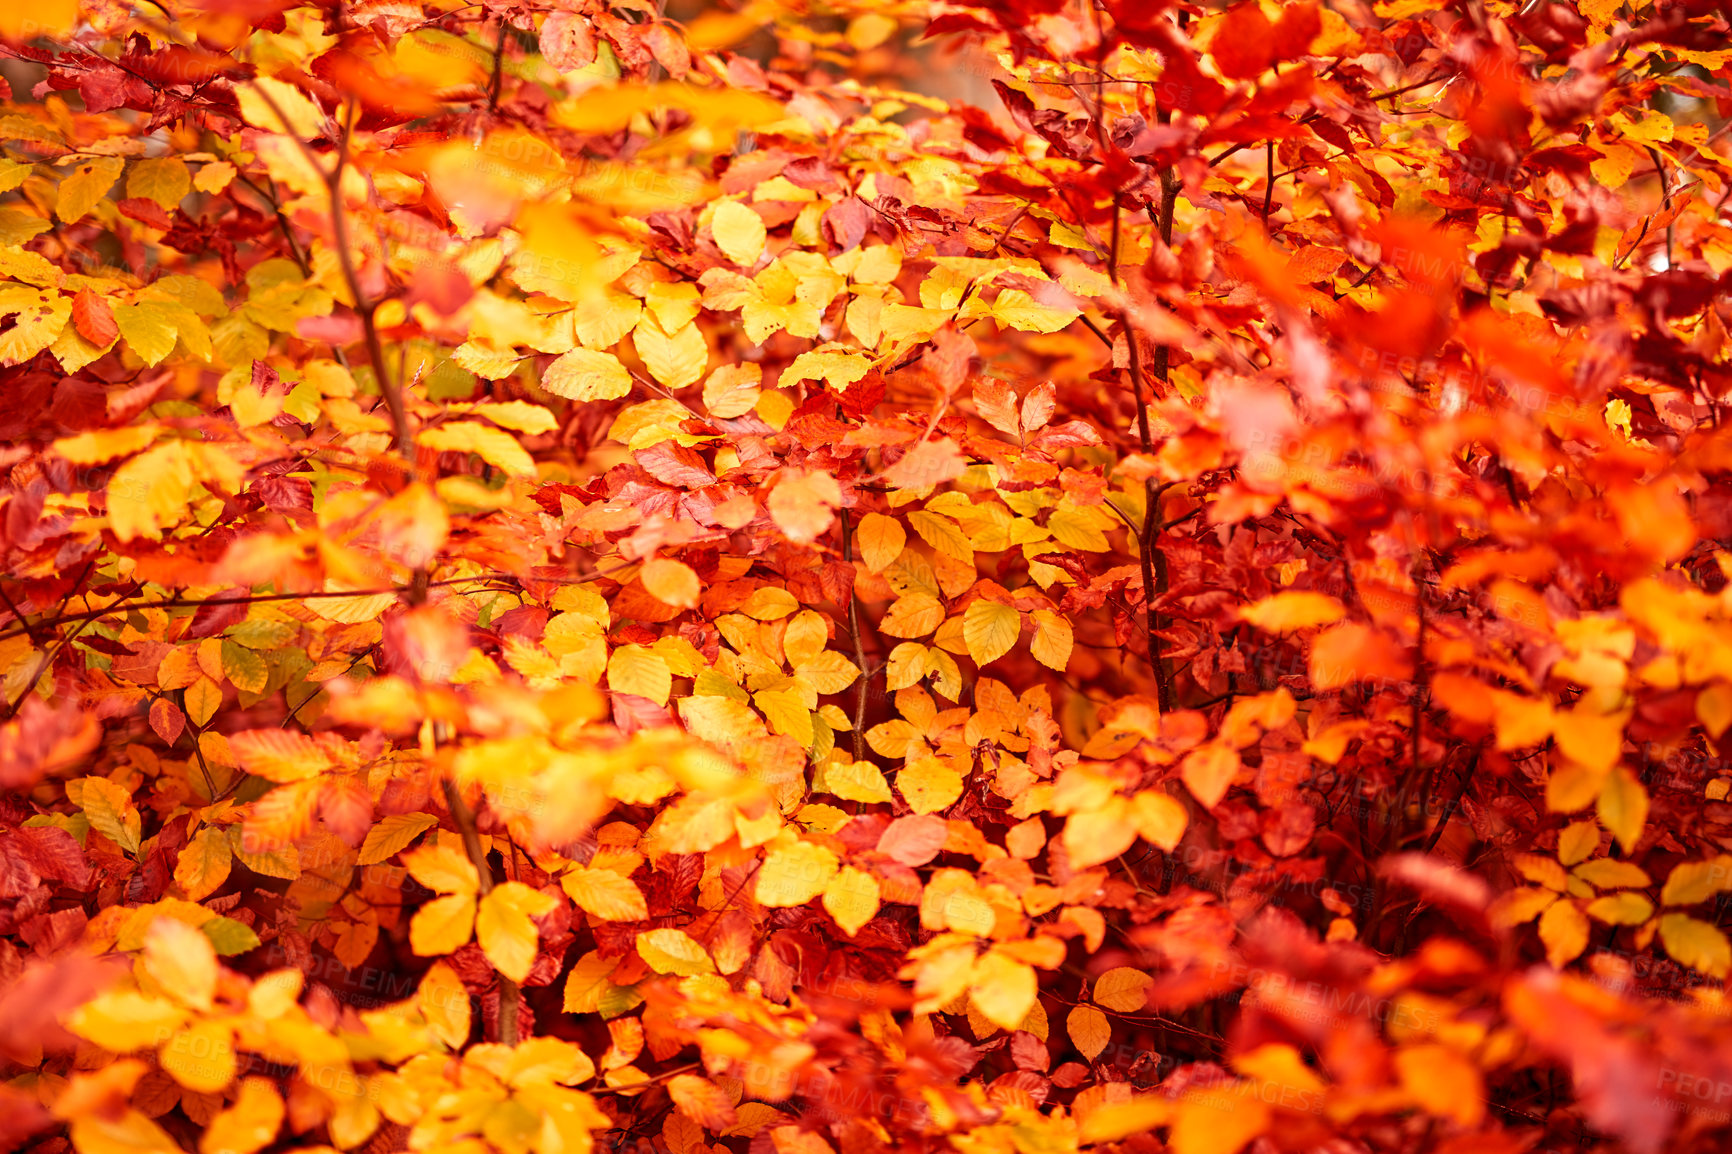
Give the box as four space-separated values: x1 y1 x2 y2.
442 777 518 1046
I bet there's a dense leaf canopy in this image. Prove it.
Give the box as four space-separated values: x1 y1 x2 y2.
2 2 1732 1154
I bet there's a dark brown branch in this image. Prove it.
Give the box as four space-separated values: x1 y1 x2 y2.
441 777 518 1046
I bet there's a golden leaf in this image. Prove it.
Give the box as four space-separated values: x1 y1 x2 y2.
477 882 557 983
419 962 472 1049
757 842 839 907
1067 1004 1111 1061
543 347 633 401
710 199 767 267
57 157 125 224
822 866 880 937
636 928 715 975
633 314 708 389
199 1078 283 1154
1237 591 1346 633
562 867 650 922
640 558 702 610
898 757 964 814
409 893 477 957
1092 967 1151 1013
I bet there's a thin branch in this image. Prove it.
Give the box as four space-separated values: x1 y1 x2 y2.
839 510 872 762
441 775 518 1045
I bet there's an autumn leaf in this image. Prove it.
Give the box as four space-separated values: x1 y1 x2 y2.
562 866 649 922
476 882 557 983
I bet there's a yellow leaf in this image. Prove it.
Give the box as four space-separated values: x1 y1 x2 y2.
236 77 327 138
57 157 125 223
1237 591 1346 633
80 777 142 855
111 300 179 366
194 161 236 195
1597 764 1648 853
0 0 74 40
989 288 1078 333
410 893 477 957
357 813 438 865
184 677 222 728
1395 1044 1484 1127
200 1078 283 1154
908 509 972 562
702 363 761 418
757 842 839 907
1660 856 1732 906
633 315 707 389
66 990 186 1053
1170 1089 1268 1154
754 687 814 746
543 347 633 402
174 826 232 902
609 644 673 704
824 760 892 804
0 286 70 366
856 512 906 573
53 424 162 466
963 599 1020 667
1538 898 1589 967
1092 967 1150 1012
640 558 701 610
1616 107 1675 145
1659 912 1731 977
1066 1004 1111 1061
822 866 880 936
1062 802 1138 869
1181 743 1240 809
1571 859 1649 888
72 1110 183 1154
782 348 873 390
562 866 649 922
551 81 783 138
1030 609 1072 671
879 593 945 639
899 757 964 814
160 1019 236 1092
1557 819 1599 866
404 844 481 896
143 916 219 1012
419 962 472 1049
1585 892 1653 925
420 421 536 477
220 641 268 695
564 951 625 1013
1697 683 1732 738
478 881 557 983
1232 1043 1327 1094
1079 1096 1173 1144
1514 853 1569 892
1488 886 1557 928
127 158 191 211
108 441 196 542
1130 790 1188 851
1554 706 1627 774
227 729 329 783
969 951 1036 1031
711 199 767 266
781 609 828 667
636 927 715 975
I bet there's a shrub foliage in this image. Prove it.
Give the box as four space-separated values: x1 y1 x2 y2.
2 1 1732 1153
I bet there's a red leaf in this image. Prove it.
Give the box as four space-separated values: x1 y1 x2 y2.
70 289 119 348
